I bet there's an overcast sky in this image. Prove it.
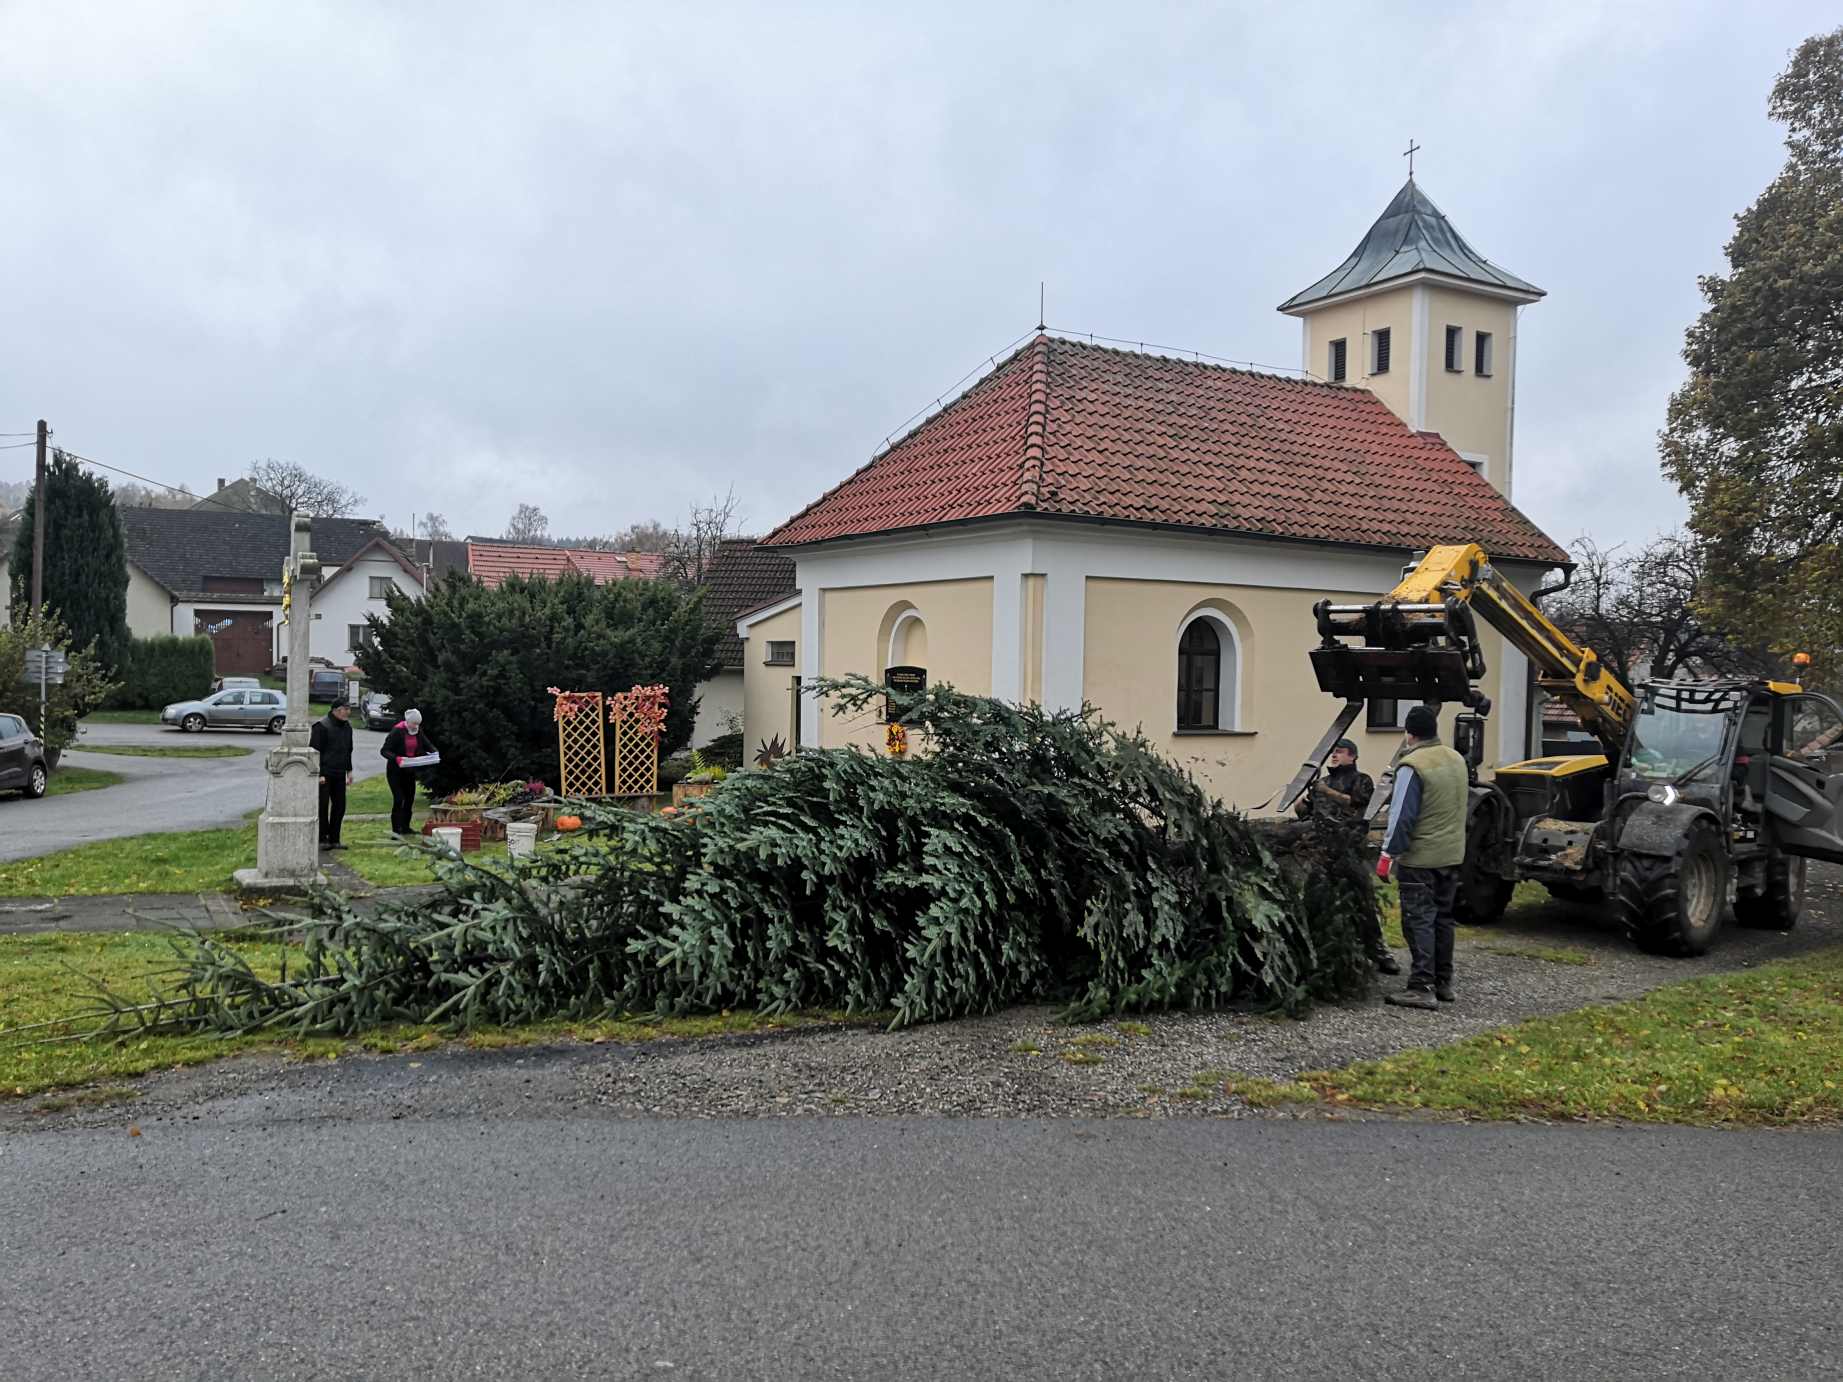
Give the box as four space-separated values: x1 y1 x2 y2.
0 1 1817 556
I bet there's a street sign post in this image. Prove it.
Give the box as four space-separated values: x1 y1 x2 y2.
24 647 66 740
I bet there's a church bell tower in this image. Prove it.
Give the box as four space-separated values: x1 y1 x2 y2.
1278 178 1543 501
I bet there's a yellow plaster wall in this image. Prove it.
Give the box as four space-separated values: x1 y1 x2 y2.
1299 286 1412 417
740 603 802 753
818 577 993 750
126 563 174 639
1422 286 1517 493
1082 576 1505 812
1021 573 1045 705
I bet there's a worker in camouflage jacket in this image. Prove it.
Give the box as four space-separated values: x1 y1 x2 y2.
1297 738 1400 975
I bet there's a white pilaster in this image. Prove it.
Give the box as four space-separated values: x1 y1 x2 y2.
1409 283 1429 431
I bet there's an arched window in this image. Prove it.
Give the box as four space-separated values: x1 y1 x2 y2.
1177 620 1222 730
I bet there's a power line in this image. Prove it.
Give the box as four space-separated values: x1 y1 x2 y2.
0 440 39 450
53 445 296 518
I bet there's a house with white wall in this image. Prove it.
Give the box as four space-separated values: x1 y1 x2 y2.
118 510 414 675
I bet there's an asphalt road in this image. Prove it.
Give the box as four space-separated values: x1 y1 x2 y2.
3 1115 1837 1380
0 720 388 864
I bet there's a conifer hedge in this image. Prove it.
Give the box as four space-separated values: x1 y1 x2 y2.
121 678 1378 1036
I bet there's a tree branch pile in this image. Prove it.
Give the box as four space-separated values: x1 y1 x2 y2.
119 679 1378 1038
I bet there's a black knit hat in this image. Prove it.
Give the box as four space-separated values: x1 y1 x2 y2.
1404 705 1439 739
1333 737 1358 758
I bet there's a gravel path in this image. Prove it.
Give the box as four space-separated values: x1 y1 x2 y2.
11 868 1841 1130
589 868 1843 1119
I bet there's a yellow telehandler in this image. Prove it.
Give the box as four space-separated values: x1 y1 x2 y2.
1275 544 1843 955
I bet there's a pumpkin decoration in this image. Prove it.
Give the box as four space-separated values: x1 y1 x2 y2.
555 814 583 833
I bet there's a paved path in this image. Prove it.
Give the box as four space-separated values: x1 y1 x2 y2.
2 1114 1837 1380
0 721 388 864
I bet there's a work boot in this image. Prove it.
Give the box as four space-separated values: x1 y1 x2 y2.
1385 986 1438 1011
1435 983 1455 1003
1372 949 1402 976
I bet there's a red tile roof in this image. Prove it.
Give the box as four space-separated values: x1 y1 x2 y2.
464 543 672 588
567 550 629 584
763 335 1568 564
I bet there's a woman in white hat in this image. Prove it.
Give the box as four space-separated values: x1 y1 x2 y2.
380 707 438 837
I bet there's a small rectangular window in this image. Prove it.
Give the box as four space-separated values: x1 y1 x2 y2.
1445 325 1463 372
347 624 372 651
368 576 394 599
765 640 795 666
1371 327 1391 375
1367 699 1406 731
1475 331 1494 377
1328 338 1347 383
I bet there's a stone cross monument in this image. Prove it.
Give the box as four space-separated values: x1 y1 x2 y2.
235 513 324 894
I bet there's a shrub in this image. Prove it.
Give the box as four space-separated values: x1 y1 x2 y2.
104 635 216 709
103 677 1377 1038
355 570 721 796
0 608 115 752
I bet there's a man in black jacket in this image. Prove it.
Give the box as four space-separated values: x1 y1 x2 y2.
310 699 355 851
1295 737 1402 976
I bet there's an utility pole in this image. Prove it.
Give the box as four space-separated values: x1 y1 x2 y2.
30 419 47 612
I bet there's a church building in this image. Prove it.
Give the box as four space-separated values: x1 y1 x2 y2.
737 180 1568 809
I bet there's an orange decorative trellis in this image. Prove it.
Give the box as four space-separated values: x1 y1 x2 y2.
550 684 669 798
608 684 668 797
551 689 607 797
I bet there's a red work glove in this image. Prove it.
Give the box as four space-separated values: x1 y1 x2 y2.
1376 853 1393 881
395 756 405 767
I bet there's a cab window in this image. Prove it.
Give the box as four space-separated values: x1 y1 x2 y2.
1786 696 1843 760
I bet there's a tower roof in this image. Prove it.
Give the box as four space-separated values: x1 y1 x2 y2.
1278 179 1543 313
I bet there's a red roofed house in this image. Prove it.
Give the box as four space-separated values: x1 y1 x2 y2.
738 180 1569 807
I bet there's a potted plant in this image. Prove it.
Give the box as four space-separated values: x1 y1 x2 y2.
671 752 727 807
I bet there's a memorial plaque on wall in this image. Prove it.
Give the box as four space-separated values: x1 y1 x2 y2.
884 665 927 722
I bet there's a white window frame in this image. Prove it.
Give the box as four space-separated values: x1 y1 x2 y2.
1328 338 1348 383
1444 324 1463 372
1370 327 1391 376
1174 608 1242 732
764 640 795 667
1475 331 1494 377
368 576 394 600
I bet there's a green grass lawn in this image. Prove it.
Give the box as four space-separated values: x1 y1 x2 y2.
0 930 839 1098
1216 948 1843 1126
46 766 126 797
80 708 164 726
0 766 127 801
77 744 253 759
0 772 478 897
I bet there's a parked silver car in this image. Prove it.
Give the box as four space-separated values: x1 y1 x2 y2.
161 688 289 733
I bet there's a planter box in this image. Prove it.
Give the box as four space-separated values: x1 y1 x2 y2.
421 819 483 852
428 803 512 842
672 781 719 808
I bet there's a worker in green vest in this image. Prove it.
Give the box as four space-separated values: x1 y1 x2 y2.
1377 705 1468 1009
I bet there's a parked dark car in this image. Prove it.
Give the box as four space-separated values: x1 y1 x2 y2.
0 712 51 799
362 693 395 731
310 669 348 703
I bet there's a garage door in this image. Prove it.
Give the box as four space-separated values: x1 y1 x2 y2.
195 609 273 677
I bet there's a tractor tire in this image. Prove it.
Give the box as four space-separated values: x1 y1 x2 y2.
1451 793 1514 925
1734 854 1805 932
1618 818 1729 957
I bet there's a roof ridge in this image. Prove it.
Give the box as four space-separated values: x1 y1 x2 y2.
1017 335 1051 511
1040 332 1358 392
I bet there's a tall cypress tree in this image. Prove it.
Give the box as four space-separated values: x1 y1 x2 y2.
9 451 131 672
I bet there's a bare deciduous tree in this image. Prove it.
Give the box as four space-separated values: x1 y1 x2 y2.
503 503 551 544
663 489 741 585
1549 531 1779 686
246 459 367 516
606 519 675 554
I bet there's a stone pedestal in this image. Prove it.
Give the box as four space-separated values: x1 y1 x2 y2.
236 513 325 897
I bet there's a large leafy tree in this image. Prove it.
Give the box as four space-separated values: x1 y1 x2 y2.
9 452 131 673
1662 27 1843 678
355 571 721 794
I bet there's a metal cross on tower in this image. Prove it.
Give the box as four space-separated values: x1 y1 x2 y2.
1403 139 1421 178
